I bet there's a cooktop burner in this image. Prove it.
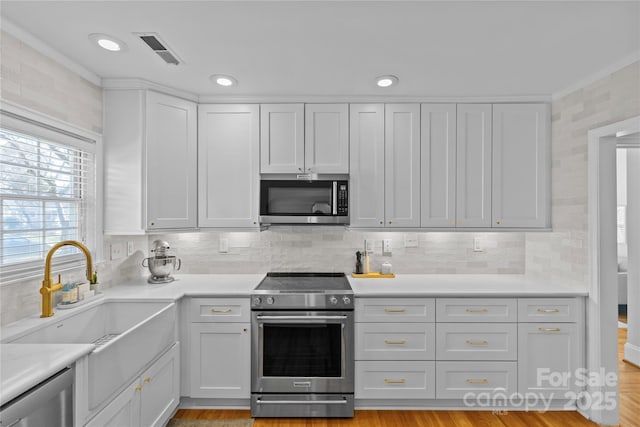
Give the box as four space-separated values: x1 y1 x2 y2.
255 272 351 292
252 272 353 309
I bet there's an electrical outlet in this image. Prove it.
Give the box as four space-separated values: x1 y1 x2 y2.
364 239 373 254
110 242 125 260
473 237 483 252
219 238 229 253
127 241 134 256
404 234 419 248
382 239 392 256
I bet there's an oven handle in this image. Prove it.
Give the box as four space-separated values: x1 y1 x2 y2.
255 315 348 321
256 398 348 405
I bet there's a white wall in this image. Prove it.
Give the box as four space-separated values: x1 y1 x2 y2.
526 61 640 288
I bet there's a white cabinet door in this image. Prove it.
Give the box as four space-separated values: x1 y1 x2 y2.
385 104 421 228
189 323 250 398
260 104 304 173
518 323 582 398
139 343 180 427
349 104 385 227
492 104 550 228
198 104 259 228
421 104 456 227
86 380 139 427
305 104 349 174
456 104 492 228
145 91 197 230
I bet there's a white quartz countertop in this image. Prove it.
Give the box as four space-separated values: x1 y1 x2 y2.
348 274 588 297
0 343 94 406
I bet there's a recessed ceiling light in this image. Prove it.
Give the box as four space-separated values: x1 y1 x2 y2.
210 74 238 87
376 75 399 88
89 33 126 52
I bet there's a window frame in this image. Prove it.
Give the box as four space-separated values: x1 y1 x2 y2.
0 101 103 285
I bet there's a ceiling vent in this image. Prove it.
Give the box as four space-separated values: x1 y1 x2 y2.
134 32 181 65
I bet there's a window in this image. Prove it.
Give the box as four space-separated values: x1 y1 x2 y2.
0 111 98 283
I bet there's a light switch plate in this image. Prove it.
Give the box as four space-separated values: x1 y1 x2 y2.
404 234 419 248
382 239 392 256
219 238 229 253
110 242 125 261
364 239 373 254
473 237 483 252
127 241 134 256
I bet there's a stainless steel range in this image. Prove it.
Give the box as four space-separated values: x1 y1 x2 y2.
250 272 354 418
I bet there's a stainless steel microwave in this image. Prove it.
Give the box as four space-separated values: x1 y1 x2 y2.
259 180 349 225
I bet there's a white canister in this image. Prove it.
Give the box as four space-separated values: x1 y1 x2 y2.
381 262 393 275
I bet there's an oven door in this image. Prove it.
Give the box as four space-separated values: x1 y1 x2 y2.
252 310 354 394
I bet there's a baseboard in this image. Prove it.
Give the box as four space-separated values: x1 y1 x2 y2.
624 342 640 367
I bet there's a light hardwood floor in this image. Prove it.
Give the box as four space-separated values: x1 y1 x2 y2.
174 328 639 426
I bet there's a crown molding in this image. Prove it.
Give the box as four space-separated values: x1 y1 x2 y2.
1 18 101 86
552 51 640 101
197 94 552 104
101 78 199 102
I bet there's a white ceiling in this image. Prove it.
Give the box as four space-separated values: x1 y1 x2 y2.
2 1 639 98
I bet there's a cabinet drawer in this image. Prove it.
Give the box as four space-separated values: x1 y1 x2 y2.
436 323 517 361
435 361 517 399
190 298 250 322
355 298 435 322
518 298 581 323
355 361 435 399
436 298 517 322
356 323 435 361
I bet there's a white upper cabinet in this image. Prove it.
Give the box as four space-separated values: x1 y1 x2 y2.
492 104 550 228
349 104 385 227
198 104 260 228
104 90 197 234
304 104 349 173
260 104 305 173
385 104 421 227
456 104 492 228
421 104 457 228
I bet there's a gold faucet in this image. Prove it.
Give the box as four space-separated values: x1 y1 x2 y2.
41 240 93 318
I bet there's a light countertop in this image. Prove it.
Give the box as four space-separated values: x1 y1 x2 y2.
0 343 94 406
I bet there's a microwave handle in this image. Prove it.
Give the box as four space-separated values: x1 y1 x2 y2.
332 181 338 215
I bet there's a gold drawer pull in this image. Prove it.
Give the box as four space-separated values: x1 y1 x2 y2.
211 308 232 313
466 340 489 346
539 327 561 332
537 308 560 313
143 377 151 383
466 379 489 385
384 339 407 345
465 308 489 313
384 308 406 313
384 378 406 384
135 385 143 391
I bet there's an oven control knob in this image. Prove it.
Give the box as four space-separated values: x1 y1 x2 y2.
342 296 351 305
329 296 338 305
253 297 262 306
266 297 275 305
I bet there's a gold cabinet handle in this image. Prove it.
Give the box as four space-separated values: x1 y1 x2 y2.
384 339 407 345
384 308 406 313
537 308 560 313
143 377 151 383
539 327 561 332
496 220 501 225
135 385 143 391
389 221 392 224
379 221 383 225
211 308 232 313
384 378 406 384
466 379 489 385
466 340 489 346
465 308 489 313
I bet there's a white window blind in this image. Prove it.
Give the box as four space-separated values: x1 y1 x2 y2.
1 125 96 282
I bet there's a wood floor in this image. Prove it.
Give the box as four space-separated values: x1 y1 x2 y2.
173 328 640 427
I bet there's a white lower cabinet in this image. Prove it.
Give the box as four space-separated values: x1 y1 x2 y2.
436 361 517 399
188 298 251 398
356 323 435 361
86 343 179 427
355 361 435 399
436 323 518 361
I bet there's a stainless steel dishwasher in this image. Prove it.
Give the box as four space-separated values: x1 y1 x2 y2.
0 368 73 427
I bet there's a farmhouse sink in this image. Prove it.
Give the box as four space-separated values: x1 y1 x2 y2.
10 300 176 410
